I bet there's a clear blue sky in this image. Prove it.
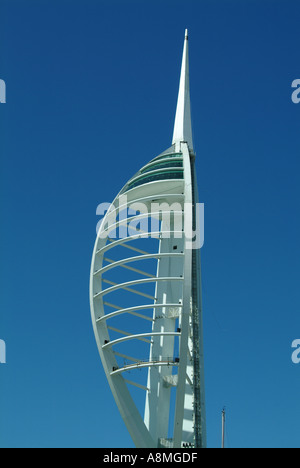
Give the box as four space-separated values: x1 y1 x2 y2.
0 0 300 448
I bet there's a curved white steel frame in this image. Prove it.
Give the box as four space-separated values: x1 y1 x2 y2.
90 30 206 448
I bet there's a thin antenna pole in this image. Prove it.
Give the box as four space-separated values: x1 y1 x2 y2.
222 408 226 449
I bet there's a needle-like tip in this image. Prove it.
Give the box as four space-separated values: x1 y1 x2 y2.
172 29 194 152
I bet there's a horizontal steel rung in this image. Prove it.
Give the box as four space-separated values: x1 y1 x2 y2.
102 331 181 349
94 277 184 300
97 303 183 323
108 326 152 344
101 211 184 238
94 252 184 277
95 231 185 256
110 360 180 376
103 257 156 278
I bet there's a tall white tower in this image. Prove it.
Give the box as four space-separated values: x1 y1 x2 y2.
90 30 206 448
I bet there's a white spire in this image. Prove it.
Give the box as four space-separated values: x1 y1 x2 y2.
172 29 194 152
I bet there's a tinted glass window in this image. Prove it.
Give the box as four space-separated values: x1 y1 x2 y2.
140 160 183 175
121 170 184 194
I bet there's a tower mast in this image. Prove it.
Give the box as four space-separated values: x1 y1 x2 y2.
172 29 206 448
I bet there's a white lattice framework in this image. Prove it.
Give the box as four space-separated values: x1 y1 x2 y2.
90 30 206 449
